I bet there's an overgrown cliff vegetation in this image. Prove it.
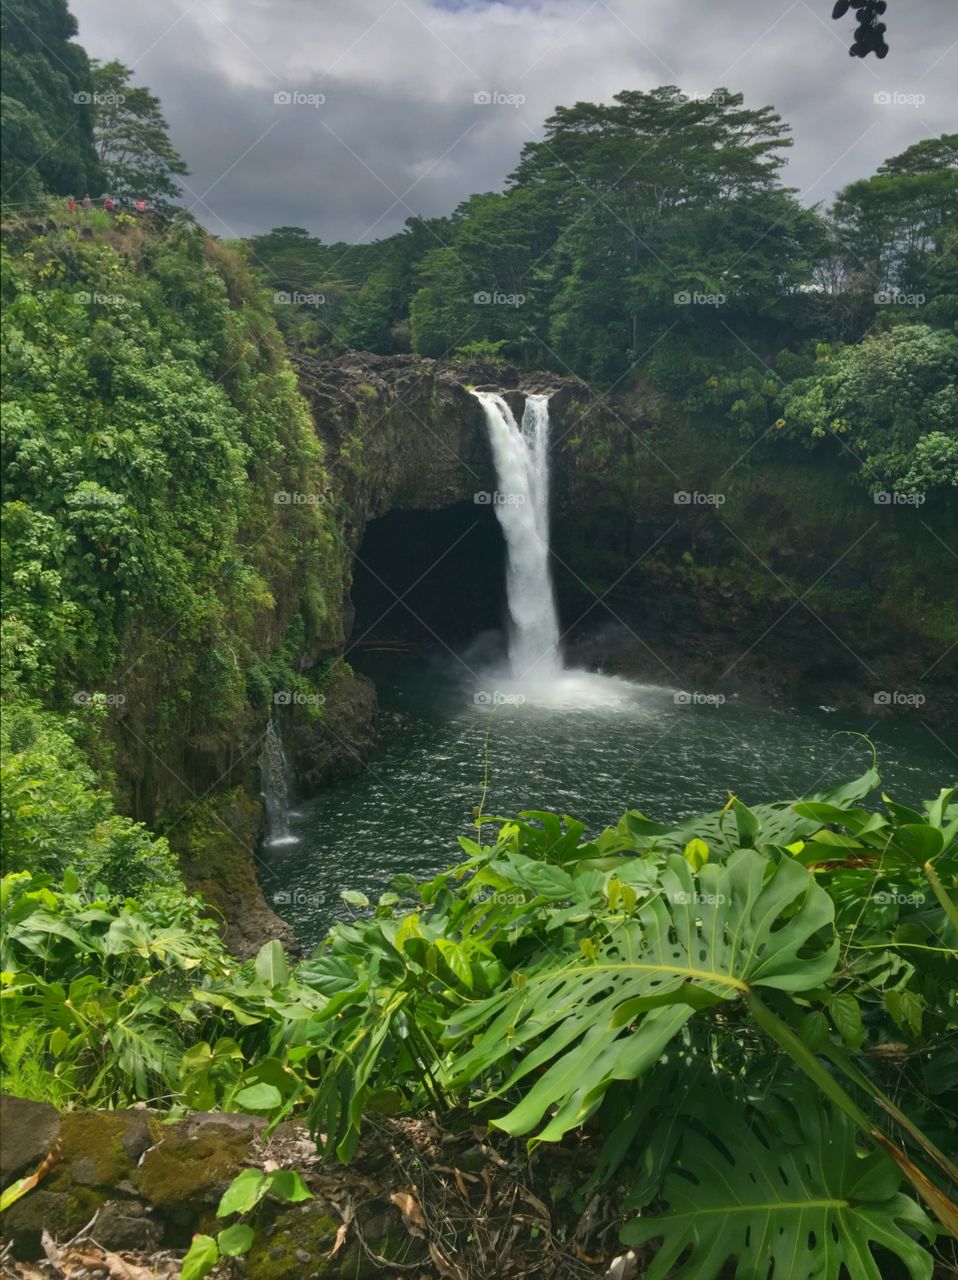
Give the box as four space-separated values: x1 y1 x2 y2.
1 219 346 895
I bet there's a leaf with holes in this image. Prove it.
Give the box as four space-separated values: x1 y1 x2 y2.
444 849 838 1141
623 1091 937 1280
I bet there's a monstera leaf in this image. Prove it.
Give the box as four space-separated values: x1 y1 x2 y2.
623 1090 937 1280
444 848 838 1141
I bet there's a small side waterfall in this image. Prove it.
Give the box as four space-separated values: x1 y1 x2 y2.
473 392 562 682
260 717 297 846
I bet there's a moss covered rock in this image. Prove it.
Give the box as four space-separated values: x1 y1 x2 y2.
167 787 295 959
137 1115 262 1221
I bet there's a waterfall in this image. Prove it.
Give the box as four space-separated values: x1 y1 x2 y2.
473 392 562 682
260 717 297 845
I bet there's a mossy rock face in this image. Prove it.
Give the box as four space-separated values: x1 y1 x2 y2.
168 786 295 959
136 1118 259 1220
247 1200 426 1279
2 1189 73 1259
287 665 378 794
54 1108 151 1188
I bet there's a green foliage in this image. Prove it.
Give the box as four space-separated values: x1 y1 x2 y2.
452 338 509 364
291 773 955 1273
1 225 343 754
1 696 177 893
831 134 958 319
91 60 188 207
778 326 958 492
4 772 955 1273
0 0 102 203
622 1089 937 1280
0 869 229 1103
180 1166 313 1279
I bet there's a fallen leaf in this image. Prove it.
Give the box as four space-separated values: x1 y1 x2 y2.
102 1252 155 1280
40 1231 59 1266
428 1241 466 1280
390 1189 428 1231
328 1202 354 1258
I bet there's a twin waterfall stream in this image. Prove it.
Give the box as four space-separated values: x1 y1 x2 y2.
472 392 562 683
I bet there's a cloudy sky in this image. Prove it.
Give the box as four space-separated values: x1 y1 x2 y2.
70 0 955 243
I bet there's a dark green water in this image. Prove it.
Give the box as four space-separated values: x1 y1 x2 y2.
262 649 955 951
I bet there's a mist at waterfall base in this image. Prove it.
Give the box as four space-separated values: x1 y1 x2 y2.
261 394 953 947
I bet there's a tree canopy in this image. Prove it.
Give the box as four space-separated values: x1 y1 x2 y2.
0 0 101 202
91 60 188 207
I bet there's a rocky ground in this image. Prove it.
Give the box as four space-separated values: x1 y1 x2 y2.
0 1096 641 1280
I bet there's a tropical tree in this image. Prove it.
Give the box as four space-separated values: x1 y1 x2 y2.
831 134 958 311
90 59 188 207
778 325 958 492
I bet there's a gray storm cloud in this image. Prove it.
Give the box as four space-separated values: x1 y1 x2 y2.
69 0 956 240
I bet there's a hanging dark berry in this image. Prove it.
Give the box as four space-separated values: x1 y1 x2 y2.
834 0 891 58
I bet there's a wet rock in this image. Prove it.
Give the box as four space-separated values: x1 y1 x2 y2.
287 666 378 793
170 786 295 960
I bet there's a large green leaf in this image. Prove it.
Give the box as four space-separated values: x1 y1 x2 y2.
623 1093 937 1280
620 768 881 860
445 849 838 1140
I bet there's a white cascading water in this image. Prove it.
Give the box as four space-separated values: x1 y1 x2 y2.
473 392 561 682
260 717 298 845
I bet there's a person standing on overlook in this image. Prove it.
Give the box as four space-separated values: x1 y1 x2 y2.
81 193 92 210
